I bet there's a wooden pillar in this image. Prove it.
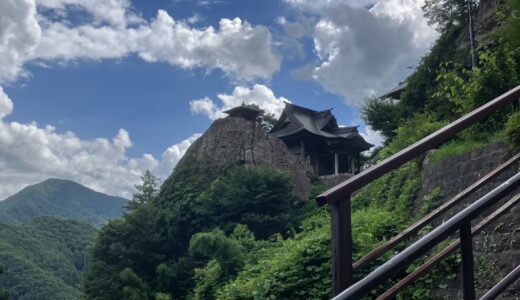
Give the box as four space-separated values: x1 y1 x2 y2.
334 152 339 175
350 155 356 175
300 139 305 159
331 196 353 296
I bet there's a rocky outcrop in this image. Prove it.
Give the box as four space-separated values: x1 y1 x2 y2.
175 117 312 200
456 0 505 49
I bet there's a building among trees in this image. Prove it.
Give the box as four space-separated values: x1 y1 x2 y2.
269 103 372 176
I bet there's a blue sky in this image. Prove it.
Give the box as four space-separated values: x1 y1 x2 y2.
0 0 437 198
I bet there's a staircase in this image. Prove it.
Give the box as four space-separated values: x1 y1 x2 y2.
316 86 520 299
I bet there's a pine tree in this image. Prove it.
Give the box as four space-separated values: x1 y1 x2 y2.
128 170 159 210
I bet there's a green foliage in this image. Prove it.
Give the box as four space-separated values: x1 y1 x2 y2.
379 113 448 160
418 187 444 217
423 0 475 32
196 167 297 239
190 229 244 275
399 26 467 115
433 44 520 138
128 170 159 210
427 136 499 164
84 165 299 299
0 178 127 227
361 97 401 139
120 268 149 300
501 0 520 47
504 111 520 147
0 217 96 300
0 266 7 300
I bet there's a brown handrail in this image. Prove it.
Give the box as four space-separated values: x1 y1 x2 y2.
319 86 520 297
377 193 520 300
317 85 520 205
353 153 520 271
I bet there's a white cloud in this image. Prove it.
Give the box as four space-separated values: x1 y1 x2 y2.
285 0 375 11
0 92 200 200
35 0 134 27
0 88 14 119
285 0 438 106
0 1 280 83
33 9 280 81
0 0 41 83
359 126 384 150
190 84 290 120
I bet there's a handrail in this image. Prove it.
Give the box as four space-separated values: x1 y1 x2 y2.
333 172 520 300
318 86 520 297
317 86 520 205
352 153 520 271
481 265 520 300
377 193 520 300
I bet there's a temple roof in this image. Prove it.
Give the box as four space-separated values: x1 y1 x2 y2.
270 103 373 151
223 104 264 121
380 81 408 99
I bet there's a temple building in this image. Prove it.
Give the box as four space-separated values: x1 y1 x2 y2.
269 103 372 176
223 104 263 122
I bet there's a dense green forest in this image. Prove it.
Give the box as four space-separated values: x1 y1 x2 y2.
0 179 128 227
0 217 96 300
81 1 520 299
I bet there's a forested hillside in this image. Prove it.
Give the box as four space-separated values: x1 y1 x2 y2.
0 217 96 300
0 179 128 227
82 0 520 299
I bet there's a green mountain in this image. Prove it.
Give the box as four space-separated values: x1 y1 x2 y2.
0 178 128 227
0 217 96 300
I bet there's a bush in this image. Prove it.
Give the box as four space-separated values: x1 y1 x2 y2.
505 111 520 147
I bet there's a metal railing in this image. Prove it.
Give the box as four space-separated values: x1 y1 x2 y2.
316 86 520 298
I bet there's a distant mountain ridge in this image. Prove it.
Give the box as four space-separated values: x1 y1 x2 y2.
0 217 96 300
0 178 128 227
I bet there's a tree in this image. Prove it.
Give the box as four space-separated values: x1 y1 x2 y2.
0 266 8 300
361 97 401 140
196 166 298 239
423 0 477 32
128 170 159 210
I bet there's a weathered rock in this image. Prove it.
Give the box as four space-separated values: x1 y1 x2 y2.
456 0 505 50
175 117 312 200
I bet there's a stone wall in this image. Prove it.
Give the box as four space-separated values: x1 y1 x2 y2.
417 142 520 299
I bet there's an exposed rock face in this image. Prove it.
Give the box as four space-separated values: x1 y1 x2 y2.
417 142 520 298
175 117 312 200
456 0 505 49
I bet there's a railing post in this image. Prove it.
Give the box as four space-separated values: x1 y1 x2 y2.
460 221 476 300
330 195 353 296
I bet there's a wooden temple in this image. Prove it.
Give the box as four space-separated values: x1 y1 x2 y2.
269 103 372 176
223 104 264 121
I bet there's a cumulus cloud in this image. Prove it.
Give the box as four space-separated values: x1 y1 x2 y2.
190 84 290 120
35 0 135 27
0 0 41 83
0 88 14 119
0 1 280 83
135 12 280 81
359 126 384 150
285 0 438 106
34 9 280 81
0 93 200 200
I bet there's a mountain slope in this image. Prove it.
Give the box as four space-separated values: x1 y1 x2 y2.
0 178 128 227
0 217 96 300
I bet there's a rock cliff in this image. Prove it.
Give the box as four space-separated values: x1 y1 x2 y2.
174 117 312 200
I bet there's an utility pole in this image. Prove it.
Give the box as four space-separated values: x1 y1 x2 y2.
468 0 478 69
